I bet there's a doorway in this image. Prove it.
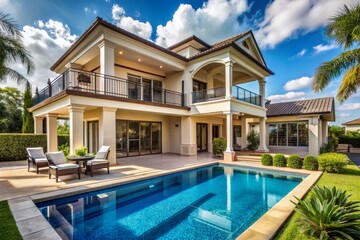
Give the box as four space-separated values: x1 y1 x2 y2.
197 123 208 152
212 125 220 140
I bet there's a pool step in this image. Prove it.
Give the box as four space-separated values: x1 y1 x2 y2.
235 155 261 162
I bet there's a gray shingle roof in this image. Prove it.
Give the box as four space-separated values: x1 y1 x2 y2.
266 97 334 117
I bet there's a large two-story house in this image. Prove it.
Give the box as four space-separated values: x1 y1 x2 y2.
30 17 333 164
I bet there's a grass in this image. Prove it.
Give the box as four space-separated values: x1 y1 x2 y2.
275 162 360 240
0 201 22 240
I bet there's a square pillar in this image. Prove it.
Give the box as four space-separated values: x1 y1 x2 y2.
98 40 116 92
34 117 44 134
183 70 192 105
225 61 233 99
69 105 85 155
255 117 269 153
46 114 58 152
309 117 320 156
258 79 266 107
322 120 328 144
224 111 235 161
241 117 249 150
180 116 197 155
99 107 117 165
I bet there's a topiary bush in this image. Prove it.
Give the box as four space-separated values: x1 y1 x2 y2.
212 138 226 156
303 155 318 171
273 154 287 167
318 153 349 173
261 153 273 166
287 154 303 169
0 134 69 161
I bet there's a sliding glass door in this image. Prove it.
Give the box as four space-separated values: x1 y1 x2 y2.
116 120 162 157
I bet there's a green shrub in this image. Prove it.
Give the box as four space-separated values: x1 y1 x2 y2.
58 143 70 157
273 154 287 167
287 154 303 169
318 153 349 173
212 138 226 156
74 146 88 157
246 130 259 151
261 154 273 166
0 134 69 161
292 186 360 240
303 155 318 171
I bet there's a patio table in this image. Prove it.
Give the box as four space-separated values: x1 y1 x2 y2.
68 156 95 169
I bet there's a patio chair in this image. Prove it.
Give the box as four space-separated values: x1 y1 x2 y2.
46 151 80 182
86 146 111 177
26 147 49 174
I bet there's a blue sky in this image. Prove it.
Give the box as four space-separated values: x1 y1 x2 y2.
1 0 359 125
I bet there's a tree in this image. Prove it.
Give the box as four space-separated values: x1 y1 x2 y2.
57 120 69 134
0 12 34 83
0 87 22 132
22 82 33 133
247 129 259 151
312 4 360 102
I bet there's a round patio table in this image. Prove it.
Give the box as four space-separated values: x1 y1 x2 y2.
68 156 95 168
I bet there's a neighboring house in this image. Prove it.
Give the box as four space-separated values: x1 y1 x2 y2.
343 118 360 132
29 17 330 165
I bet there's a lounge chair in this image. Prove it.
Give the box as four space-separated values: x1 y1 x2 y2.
26 147 49 174
46 151 80 182
86 146 111 177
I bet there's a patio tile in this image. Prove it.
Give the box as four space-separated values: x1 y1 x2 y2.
16 215 51 237
22 227 62 240
8 197 35 212
12 206 42 222
248 214 284 237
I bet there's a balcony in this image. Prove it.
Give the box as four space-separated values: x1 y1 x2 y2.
33 69 187 108
192 85 262 106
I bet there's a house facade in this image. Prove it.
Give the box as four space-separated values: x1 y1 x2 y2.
343 118 360 132
29 17 329 164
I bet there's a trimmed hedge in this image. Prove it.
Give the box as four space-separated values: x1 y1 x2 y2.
303 155 318 171
273 154 287 167
261 154 273 166
0 134 69 161
287 154 303 169
318 153 349 173
338 136 360 148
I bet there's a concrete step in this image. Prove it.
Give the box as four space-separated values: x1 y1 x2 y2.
235 155 261 162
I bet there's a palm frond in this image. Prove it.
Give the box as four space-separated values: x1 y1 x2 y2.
312 48 360 92
0 12 21 38
336 64 360 102
3 67 29 84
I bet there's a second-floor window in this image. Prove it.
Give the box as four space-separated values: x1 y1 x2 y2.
193 79 206 92
127 74 162 102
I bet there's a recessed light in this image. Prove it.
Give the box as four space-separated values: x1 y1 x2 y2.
159 65 163 69
119 51 123 54
138 59 141 62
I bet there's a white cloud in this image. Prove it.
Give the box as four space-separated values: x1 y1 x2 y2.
338 103 360 111
313 42 338 54
255 0 358 48
111 4 152 40
284 76 312 91
4 19 77 90
296 49 307 57
338 113 350 118
155 0 249 47
267 91 305 102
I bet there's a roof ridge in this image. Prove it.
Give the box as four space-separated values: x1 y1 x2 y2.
212 30 252 46
266 97 333 106
167 35 210 50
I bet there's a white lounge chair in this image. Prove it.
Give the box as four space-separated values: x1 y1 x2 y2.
26 147 48 174
86 146 111 177
46 151 80 182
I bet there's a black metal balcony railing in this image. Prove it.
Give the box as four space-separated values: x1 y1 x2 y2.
33 69 187 107
192 85 262 106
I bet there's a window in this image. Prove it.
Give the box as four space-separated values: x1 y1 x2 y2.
193 79 207 92
268 122 308 147
127 75 163 102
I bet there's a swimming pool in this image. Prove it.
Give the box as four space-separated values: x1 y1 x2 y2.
37 164 305 240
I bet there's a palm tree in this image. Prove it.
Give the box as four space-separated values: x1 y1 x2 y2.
0 12 34 83
312 4 360 102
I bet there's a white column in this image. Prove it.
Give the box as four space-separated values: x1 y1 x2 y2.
241 117 248 150
180 116 197 155
256 117 269 152
322 120 328 144
46 114 58 152
34 117 44 134
69 105 85 155
99 40 115 92
208 123 213 153
318 119 323 147
224 111 235 161
99 107 117 165
225 61 233 99
258 79 266 107
183 70 192 106
309 117 320 156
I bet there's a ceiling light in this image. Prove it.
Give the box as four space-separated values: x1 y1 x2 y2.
138 59 141 62
159 65 163 69
119 51 123 54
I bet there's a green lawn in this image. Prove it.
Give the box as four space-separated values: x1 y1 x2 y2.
0 201 22 240
275 162 360 240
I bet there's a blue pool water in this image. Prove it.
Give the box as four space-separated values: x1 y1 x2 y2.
37 165 305 240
